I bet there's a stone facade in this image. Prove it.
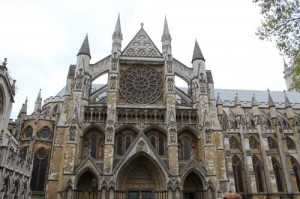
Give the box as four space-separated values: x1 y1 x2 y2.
0 59 32 199
5 16 300 199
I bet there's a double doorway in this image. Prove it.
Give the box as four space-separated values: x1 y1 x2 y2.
128 190 153 199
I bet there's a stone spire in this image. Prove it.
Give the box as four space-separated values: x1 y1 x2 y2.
234 93 241 106
251 94 258 107
192 40 205 63
284 90 294 119
77 35 91 59
251 94 260 117
216 93 223 117
33 89 42 113
267 89 277 119
18 97 28 117
162 16 172 56
267 89 275 107
112 14 123 53
216 93 223 105
284 90 292 108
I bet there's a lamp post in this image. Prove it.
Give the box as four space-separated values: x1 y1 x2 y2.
92 177 97 199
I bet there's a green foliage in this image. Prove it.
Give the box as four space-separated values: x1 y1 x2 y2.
254 0 300 90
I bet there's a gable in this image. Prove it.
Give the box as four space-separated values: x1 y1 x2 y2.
122 28 162 57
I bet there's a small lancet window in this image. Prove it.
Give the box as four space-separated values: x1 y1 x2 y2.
252 156 264 192
268 137 278 150
232 155 244 192
286 137 296 150
229 136 240 150
158 135 164 156
249 136 259 150
272 157 284 192
183 138 191 160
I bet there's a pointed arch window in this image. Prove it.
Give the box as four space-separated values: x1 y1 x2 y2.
13 180 19 199
0 87 4 117
183 138 191 160
252 156 264 192
266 119 272 129
90 136 97 158
249 136 259 150
272 157 284 192
286 137 296 150
268 137 278 150
125 136 132 150
158 135 165 156
31 148 48 191
3 177 9 198
229 136 240 150
282 119 290 130
150 136 156 148
291 157 300 191
116 135 123 155
232 155 244 192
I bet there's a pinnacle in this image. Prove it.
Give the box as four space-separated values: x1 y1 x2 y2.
192 40 205 62
251 94 258 106
77 35 91 58
267 89 275 107
216 93 223 105
234 93 241 106
284 90 292 108
114 14 122 34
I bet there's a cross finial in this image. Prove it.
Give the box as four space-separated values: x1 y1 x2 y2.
141 23 144 29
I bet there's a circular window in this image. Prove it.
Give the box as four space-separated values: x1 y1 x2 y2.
120 67 163 104
39 129 51 140
24 127 33 139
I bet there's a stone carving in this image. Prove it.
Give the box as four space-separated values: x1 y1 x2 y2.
106 125 114 143
123 29 160 57
205 122 212 144
111 52 118 71
75 68 84 89
137 140 146 151
199 73 207 93
69 125 76 141
120 67 163 104
109 75 117 90
166 54 173 73
167 77 174 92
167 177 180 190
168 125 177 144
71 106 79 124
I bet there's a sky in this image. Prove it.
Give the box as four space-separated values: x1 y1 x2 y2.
0 0 286 119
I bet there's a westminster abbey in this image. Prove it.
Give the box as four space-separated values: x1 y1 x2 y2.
1 16 300 199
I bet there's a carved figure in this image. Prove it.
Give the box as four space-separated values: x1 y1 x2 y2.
110 75 117 90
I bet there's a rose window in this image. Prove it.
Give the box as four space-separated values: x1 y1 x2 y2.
120 67 163 104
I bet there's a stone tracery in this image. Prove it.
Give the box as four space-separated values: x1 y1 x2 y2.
120 67 163 104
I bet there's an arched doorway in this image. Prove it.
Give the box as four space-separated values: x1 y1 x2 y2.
117 154 166 199
183 172 205 199
76 171 98 199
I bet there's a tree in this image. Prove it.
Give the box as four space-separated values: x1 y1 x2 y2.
254 0 300 90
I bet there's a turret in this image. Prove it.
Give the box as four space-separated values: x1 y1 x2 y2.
161 17 172 56
284 90 294 119
76 34 91 75
268 89 277 119
251 94 260 117
192 40 205 77
33 89 42 114
216 93 223 116
112 14 123 55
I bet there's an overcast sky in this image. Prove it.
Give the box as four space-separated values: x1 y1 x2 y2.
0 0 286 119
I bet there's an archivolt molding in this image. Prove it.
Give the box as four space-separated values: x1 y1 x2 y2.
74 157 102 188
113 133 169 186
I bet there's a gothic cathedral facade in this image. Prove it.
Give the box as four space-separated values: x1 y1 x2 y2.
2 16 300 199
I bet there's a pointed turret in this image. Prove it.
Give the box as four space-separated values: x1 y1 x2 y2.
161 16 172 56
284 90 294 119
216 93 223 117
284 90 292 108
267 89 277 119
18 97 28 117
251 94 258 107
192 40 205 63
234 93 241 106
112 14 123 53
267 89 275 107
192 40 206 77
33 89 42 113
77 35 91 59
251 94 260 117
